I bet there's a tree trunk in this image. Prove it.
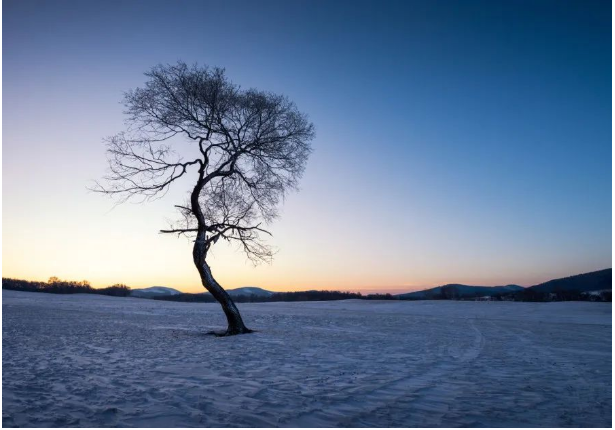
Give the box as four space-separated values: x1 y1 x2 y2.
193 233 251 336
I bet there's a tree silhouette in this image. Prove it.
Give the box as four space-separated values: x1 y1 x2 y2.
94 62 314 335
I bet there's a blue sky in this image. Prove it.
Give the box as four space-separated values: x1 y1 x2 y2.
3 0 611 292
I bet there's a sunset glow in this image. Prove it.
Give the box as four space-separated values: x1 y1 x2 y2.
3 0 611 294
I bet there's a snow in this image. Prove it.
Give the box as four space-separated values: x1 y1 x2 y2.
2 290 611 427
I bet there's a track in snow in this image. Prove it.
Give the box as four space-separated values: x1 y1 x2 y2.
2 290 611 427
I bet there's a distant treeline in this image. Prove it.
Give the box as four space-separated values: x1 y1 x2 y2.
506 289 611 302
390 290 611 302
154 290 365 303
2 277 611 302
2 277 366 302
2 277 131 297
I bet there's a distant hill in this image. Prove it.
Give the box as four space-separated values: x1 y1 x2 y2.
130 285 274 300
396 269 612 300
130 286 182 298
199 286 274 298
227 286 274 297
525 269 612 294
153 289 360 303
397 284 524 299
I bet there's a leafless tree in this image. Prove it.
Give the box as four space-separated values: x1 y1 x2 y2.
94 62 314 335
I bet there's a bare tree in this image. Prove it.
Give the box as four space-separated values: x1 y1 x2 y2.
94 62 314 335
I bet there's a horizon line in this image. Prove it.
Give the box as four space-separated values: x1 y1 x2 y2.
3 267 611 295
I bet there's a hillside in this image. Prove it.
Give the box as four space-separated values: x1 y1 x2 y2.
130 286 182 298
225 286 274 297
526 268 612 293
397 284 524 300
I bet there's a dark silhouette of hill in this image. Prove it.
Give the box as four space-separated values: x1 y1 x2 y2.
3 268 611 303
1 277 361 302
508 269 612 302
154 290 362 303
396 284 523 300
130 286 182 298
525 268 611 293
225 287 274 298
395 269 612 300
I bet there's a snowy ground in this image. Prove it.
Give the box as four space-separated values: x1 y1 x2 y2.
2 290 612 427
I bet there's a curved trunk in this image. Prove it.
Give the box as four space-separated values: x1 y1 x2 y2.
193 233 251 336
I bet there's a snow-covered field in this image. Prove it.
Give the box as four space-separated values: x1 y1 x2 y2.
2 290 611 427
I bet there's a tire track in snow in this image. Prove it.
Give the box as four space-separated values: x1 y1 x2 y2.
282 318 485 427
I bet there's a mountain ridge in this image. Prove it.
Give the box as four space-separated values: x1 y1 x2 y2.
127 268 612 299
396 284 524 299
130 286 182 298
525 268 612 293
396 268 611 299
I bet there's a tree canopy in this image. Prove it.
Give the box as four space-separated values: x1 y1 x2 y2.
96 62 314 263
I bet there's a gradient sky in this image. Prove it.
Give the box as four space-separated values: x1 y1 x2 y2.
3 0 612 293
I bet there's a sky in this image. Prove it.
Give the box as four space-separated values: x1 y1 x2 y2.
3 0 612 293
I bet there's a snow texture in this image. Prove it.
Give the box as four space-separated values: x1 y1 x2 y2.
2 290 612 427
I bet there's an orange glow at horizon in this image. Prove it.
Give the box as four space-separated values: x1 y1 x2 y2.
2 196 607 295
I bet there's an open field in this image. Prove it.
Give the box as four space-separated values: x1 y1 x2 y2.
2 290 611 427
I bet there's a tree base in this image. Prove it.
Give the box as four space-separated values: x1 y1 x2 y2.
206 327 254 337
